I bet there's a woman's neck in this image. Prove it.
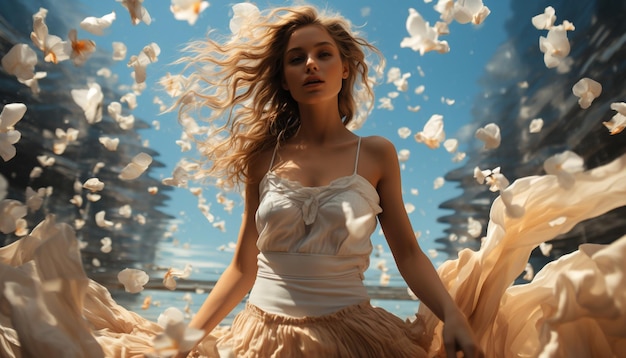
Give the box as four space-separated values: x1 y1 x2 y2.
295 102 349 144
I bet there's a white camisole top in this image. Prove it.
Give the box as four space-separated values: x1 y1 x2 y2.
248 137 383 317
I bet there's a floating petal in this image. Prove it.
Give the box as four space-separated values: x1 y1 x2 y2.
119 152 152 180
117 268 149 293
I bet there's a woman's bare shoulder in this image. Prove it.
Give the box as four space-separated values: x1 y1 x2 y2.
360 135 397 159
247 147 275 185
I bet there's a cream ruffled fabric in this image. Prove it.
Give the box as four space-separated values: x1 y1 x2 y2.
211 301 430 357
1 153 626 358
417 154 626 357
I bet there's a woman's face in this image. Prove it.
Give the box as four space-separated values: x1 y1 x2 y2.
282 24 348 106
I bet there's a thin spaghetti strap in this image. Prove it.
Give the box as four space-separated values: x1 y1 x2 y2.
268 142 279 172
353 137 362 175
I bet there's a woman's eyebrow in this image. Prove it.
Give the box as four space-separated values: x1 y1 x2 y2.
285 41 335 54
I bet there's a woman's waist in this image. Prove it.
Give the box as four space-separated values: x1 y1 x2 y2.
248 272 369 317
255 251 369 279
249 251 370 316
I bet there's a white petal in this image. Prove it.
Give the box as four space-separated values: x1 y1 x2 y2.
397 127 411 139
98 136 119 151
397 149 410 162
414 114 445 149
474 123 501 149
0 103 27 129
572 78 602 109
433 176 445 189
83 177 105 192
119 152 152 180
71 82 103 123
112 41 127 61
117 268 149 293
2 44 38 82
529 118 544 133
443 138 458 153
80 12 116 36
95 210 114 228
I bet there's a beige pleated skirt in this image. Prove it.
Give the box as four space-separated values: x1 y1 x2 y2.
210 301 432 358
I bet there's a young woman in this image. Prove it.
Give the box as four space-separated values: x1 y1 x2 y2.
174 5 482 357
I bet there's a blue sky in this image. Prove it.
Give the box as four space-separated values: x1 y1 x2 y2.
75 0 512 266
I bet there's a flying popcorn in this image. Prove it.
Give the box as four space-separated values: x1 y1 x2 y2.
475 166 510 192
473 166 491 184
163 264 193 290
522 262 535 281
68 29 96 66
475 123 501 149
397 127 411 139
159 73 186 98
170 0 209 25
529 118 544 133
36 155 55 167
95 210 114 228
117 268 150 293
414 114 445 149
100 237 112 253
119 204 132 218
604 102 626 135
119 152 153 180
83 177 104 192
531 6 556 30
30 8 71 64
0 200 28 234
107 102 135 130
387 68 411 92
434 0 455 23
398 149 410 162
53 127 79 155
433 176 445 189
128 42 160 84
443 138 458 153
25 187 47 212
0 103 27 162
152 307 204 356
112 41 127 61
229 2 262 38
451 0 490 25
80 11 116 35
451 151 466 163
99 136 120 151
87 193 102 202
69 194 83 207
117 0 152 25
1 44 38 83
539 22 574 69
572 78 602 109
71 82 103 124
14 219 29 237
386 67 401 83
543 150 584 189
120 92 138 110
539 242 553 256
400 8 450 55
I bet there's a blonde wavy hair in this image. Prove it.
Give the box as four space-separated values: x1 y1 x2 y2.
174 4 383 189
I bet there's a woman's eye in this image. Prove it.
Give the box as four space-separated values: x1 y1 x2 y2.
319 52 331 58
288 57 303 64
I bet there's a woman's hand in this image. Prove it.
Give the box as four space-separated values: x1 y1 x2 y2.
442 313 484 358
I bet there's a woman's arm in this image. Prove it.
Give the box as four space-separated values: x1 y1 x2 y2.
186 179 260 334
370 136 482 358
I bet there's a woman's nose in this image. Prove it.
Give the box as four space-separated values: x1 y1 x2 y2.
305 56 318 71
